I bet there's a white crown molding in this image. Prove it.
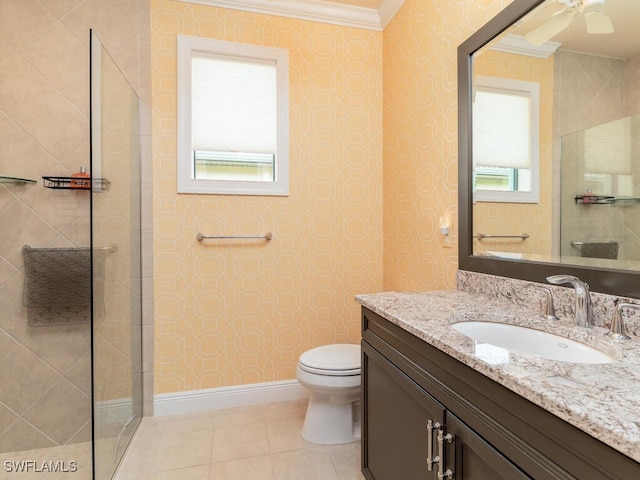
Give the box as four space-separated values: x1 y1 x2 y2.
490 34 561 59
378 0 405 29
177 0 406 31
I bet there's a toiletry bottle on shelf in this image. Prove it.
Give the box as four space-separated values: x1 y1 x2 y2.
582 188 596 204
70 166 90 189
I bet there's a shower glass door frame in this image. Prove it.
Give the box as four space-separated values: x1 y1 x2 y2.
90 30 143 480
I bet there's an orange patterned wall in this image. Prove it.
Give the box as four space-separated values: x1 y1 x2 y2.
382 0 514 291
151 0 383 394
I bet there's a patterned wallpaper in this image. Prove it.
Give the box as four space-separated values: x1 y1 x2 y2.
151 0 383 394
382 0 513 291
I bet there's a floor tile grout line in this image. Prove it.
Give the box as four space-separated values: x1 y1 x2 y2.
115 399 363 479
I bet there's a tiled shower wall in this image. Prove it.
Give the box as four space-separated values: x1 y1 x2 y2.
0 0 152 452
554 50 640 266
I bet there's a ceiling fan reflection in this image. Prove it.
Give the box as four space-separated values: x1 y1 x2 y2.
524 0 613 46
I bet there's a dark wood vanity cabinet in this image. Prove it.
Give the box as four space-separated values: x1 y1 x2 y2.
443 410 531 479
361 307 640 480
364 342 445 479
363 343 528 480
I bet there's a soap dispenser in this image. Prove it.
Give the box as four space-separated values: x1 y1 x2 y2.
70 166 90 189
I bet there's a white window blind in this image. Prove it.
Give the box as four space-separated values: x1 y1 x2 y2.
177 35 289 196
471 76 540 204
192 55 277 155
473 89 531 169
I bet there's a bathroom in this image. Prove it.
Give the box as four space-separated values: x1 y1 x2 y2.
1 0 639 479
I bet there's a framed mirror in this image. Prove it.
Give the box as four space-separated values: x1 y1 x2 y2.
458 0 640 299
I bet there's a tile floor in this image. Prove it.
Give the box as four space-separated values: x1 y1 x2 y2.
0 442 92 479
115 399 364 480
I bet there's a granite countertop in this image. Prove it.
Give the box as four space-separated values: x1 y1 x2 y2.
356 290 640 464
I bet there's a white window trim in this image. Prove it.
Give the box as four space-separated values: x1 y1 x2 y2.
473 75 540 204
177 35 289 195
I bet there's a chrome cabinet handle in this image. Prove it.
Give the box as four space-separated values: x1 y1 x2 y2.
437 429 454 479
426 420 441 471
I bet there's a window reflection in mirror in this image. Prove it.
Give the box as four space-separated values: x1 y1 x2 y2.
473 75 539 203
471 32 553 260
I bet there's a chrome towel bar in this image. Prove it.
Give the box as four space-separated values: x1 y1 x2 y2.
96 244 118 252
197 232 273 241
474 232 529 240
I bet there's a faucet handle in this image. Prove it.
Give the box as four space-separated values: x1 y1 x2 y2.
607 301 640 341
534 285 558 321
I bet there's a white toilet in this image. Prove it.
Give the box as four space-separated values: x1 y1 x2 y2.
296 343 361 444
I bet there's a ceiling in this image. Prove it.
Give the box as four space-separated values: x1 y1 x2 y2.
514 0 640 59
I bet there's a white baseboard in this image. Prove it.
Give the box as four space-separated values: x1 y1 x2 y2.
153 379 309 417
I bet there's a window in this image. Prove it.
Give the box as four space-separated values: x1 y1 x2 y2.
472 76 539 203
177 35 289 195
474 166 518 191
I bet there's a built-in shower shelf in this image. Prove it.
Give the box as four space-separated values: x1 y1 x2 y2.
574 194 640 205
42 176 110 191
574 194 614 205
608 196 640 204
0 175 36 184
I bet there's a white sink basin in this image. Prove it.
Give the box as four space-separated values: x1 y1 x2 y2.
452 321 614 364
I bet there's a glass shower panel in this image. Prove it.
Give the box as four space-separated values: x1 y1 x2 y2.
559 113 640 268
90 32 143 480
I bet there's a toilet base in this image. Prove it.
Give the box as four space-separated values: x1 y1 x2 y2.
301 394 361 445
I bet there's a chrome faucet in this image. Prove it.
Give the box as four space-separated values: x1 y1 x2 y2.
608 300 640 341
546 275 592 328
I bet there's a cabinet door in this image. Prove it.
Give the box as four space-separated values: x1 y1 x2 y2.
363 342 445 480
444 413 532 480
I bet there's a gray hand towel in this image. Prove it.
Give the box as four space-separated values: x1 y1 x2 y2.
580 242 619 260
23 246 104 326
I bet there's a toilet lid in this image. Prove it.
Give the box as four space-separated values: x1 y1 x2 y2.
299 344 361 375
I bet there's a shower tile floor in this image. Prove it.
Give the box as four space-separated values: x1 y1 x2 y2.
115 399 364 480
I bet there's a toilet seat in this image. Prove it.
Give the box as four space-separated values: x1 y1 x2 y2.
299 344 361 376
